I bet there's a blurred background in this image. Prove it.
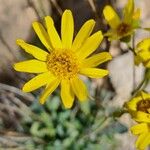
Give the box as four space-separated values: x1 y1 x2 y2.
0 0 150 149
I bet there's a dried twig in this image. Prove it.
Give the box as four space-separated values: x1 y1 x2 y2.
86 0 99 19
27 0 41 20
0 83 34 102
87 0 97 13
49 0 63 16
0 31 17 62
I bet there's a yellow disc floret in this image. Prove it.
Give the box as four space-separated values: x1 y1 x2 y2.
117 22 131 36
47 50 79 79
137 100 150 113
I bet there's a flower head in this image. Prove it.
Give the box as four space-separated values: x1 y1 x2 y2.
131 123 150 150
14 10 112 108
134 38 150 67
126 91 150 123
103 0 140 41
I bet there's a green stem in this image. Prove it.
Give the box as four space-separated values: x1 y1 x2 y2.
132 68 149 96
132 76 146 96
81 116 111 139
132 34 136 90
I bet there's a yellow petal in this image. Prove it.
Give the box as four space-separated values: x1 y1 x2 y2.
104 29 119 41
14 59 48 73
45 16 62 49
136 133 150 150
72 19 95 50
23 72 56 92
135 38 150 54
126 92 144 111
80 68 109 78
135 38 150 65
133 8 141 20
32 22 52 51
16 39 48 61
103 5 121 29
133 111 150 123
77 31 103 60
131 123 149 135
81 52 112 68
70 77 88 101
138 51 150 62
123 0 134 23
144 61 150 68
39 79 60 104
61 80 74 108
136 38 150 53
141 91 150 99
61 10 74 49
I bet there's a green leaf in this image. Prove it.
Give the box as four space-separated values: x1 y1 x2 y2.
143 28 150 31
120 35 131 43
80 100 90 115
46 96 60 111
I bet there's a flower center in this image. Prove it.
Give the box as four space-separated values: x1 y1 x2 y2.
117 23 131 36
47 50 79 79
137 100 150 113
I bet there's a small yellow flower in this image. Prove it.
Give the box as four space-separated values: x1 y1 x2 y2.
131 123 150 150
126 91 150 123
14 10 112 108
134 38 150 67
103 0 140 41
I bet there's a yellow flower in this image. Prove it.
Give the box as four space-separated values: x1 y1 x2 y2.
103 0 140 41
14 10 112 108
131 123 150 150
134 38 150 67
126 91 150 123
